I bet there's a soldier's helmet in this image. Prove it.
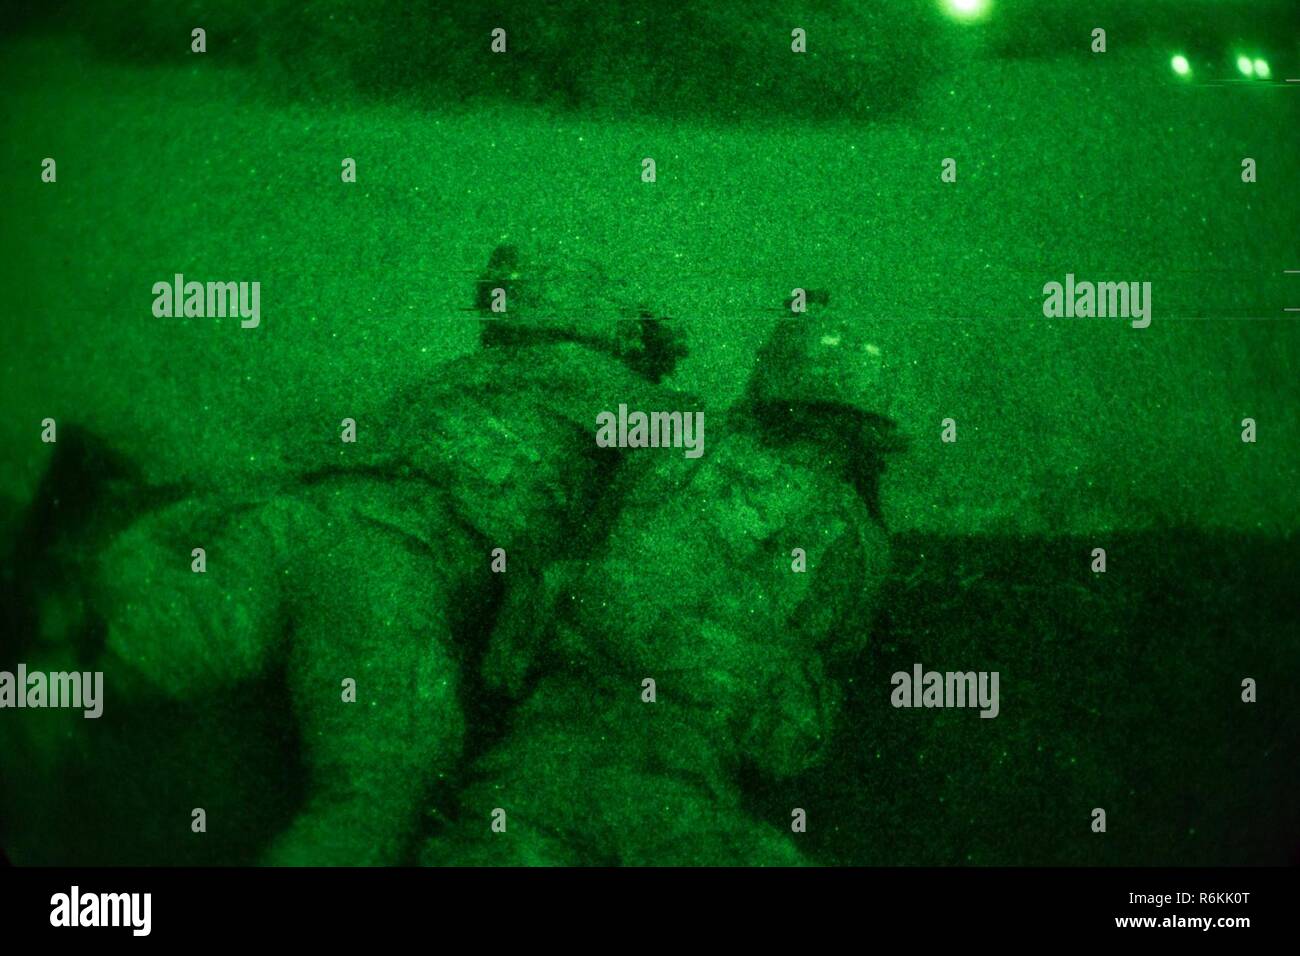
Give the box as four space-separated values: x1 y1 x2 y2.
474 241 686 382
747 296 892 419
474 241 624 319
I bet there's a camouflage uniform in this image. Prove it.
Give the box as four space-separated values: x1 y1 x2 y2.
426 314 904 865
0 243 688 865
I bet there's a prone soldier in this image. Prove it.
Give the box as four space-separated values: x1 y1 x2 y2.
0 242 689 865
427 310 906 865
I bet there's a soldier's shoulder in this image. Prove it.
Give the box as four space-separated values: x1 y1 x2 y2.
392 343 681 413
702 429 862 501
618 428 868 547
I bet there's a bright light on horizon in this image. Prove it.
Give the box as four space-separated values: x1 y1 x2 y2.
1171 54 1191 77
1253 58 1271 79
1236 55 1255 77
942 0 992 23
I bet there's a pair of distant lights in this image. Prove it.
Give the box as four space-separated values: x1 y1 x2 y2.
1234 55 1272 79
1171 54 1272 80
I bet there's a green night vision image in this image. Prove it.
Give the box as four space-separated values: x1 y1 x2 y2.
0 0 1298 866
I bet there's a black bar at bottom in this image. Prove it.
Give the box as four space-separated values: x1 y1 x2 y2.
0 865 1293 942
